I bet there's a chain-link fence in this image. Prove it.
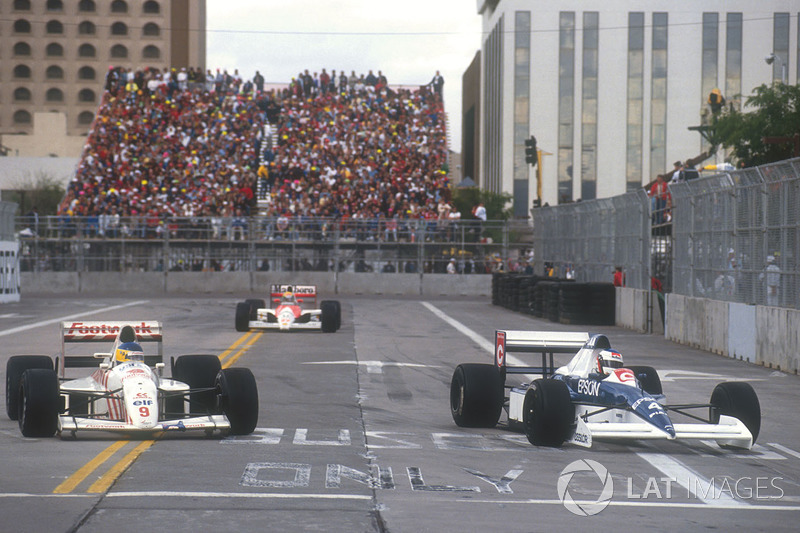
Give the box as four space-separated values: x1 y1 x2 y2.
532 190 652 290
671 158 799 309
0 202 17 241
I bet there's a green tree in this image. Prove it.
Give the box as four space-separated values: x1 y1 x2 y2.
713 83 800 167
451 186 513 221
6 172 65 216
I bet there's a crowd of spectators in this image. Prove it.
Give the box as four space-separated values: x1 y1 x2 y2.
57 65 452 243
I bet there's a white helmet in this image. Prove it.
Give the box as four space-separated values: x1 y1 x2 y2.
597 349 624 375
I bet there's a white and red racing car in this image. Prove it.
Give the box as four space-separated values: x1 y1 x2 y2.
235 284 341 332
5 321 259 438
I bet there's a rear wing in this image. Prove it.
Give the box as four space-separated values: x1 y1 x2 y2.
59 321 163 374
495 330 591 380
269 284 317 306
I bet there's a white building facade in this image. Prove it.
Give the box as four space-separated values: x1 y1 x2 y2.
477 0 799 214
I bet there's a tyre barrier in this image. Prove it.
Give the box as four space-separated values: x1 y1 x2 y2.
491 274 615 326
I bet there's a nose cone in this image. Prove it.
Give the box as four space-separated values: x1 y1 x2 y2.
122 372 158 429
632 396 675 438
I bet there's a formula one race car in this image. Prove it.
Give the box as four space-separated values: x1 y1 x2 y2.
5 321 259 438
450 330 761 449
235 284 341 333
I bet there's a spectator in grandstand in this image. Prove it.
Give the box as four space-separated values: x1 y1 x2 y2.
613 266 625 287
648 174 671 225
428 70 444 96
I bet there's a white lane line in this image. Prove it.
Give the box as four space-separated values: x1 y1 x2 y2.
420 301 527 368
768 442 800 459
107 491 371 500
0 300 150 338
455 499 800 510
636 452 743 506
303 361 440 374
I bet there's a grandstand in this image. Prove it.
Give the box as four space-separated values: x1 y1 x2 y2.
59 67 451 234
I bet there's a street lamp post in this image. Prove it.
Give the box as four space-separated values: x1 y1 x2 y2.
765 53 787 84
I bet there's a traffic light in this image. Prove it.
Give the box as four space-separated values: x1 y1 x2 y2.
524 136 538 167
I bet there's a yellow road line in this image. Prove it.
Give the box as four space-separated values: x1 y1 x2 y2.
218 331 254 365
87 440 155 494
53 440 129 494
222 332 263 368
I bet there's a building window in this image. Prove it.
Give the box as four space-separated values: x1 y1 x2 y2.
581 11 599 200
143 1 160 14
46 65 64 79
143 23 160 37
111 22 128 36
46 42 64 56
79 21 96 35
558 12 575 204
773 13 790 83
701 12 719 153
46 0 63 11
46 20 64 34
78 66 96 80
650 13 668 179
14 42 32 56
14 110 32 124
111 0 128 14
46 88 64 102
78 111 95 125
14 87 32 101
78 43 96 58
14 20 32 33
14 0 31 11
110 44 128 58
726 14 743 112
626 12 645 191
142 45 161 59
512 11 531 216
14 65 32 79
483 15 504 195
78 0 96 12
79 89 96 102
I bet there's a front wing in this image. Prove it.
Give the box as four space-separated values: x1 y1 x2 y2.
247 319 322 330
59 414 231 434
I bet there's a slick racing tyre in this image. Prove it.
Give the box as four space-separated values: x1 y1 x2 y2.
450 363 504 428
522 379 574 447
627 366 663 395
172 355 222 415
19 368 59 438
216 368 259 435
710 381 761 444
245 299 266 320
235 302 251 332
6 355 54 420
321 300 340 333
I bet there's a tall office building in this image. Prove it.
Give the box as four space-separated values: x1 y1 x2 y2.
1 0 206 142
474 1 797 214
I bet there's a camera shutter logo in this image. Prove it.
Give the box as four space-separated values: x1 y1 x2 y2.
557 459 614 516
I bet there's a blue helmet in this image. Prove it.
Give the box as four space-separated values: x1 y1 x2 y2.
115 341 144 363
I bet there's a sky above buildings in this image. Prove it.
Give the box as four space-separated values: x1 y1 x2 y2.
206 0 483 148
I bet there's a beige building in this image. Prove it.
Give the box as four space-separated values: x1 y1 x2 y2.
1 0 206 156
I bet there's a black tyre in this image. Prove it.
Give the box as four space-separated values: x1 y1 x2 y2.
235 302 251 332
216 368 259 435
245 299 266 320
628 366 663 395
19 369 59 438
321 300 339 333
450 363 504 428
710 382 761 444
6 355 53 420
522 379 574 447
332 300 342 330
172 355 222 415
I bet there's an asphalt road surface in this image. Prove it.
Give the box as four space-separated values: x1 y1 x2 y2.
1 295 799 532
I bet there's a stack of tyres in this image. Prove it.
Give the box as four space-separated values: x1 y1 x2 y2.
531 282 545 317
558 282 588 324
541 281 560 322
491 273 502 306
586 282 616 325
516 276 530 313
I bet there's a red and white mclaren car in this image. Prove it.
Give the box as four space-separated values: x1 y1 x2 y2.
5 321 259 438
235 284 341 332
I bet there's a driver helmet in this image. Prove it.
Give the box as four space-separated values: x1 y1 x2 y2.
596 349 624 375
281 291 295 303
115 341 145 363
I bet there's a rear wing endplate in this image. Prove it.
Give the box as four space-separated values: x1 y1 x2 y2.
59 321 163 373
495 330 590 379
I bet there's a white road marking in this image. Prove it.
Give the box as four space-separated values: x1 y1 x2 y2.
455 498 800 510
636 452 743 506
658 369 762 382
109 491 371 500
0 300 150 338
768 442 800 459
303 360 439 374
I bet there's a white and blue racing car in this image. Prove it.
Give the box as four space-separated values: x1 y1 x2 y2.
450 330 760 449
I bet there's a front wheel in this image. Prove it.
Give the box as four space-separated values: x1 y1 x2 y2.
522 379 574 447
6 355 54 420
172 355 222 415
235 302 251 332
627 366 663 395
320 300 340 333
450 363 504 428
710 382 761 444
19 369 59 438
216 368 259 435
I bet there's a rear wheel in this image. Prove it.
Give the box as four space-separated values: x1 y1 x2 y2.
172 355 222 415
6 355 53 420
710 382 761 444
627 366 663 395
216 368 259 435
522 379 574 447
450 363 504 428
19 369 59 438
321 300 340 332
235 302 251 332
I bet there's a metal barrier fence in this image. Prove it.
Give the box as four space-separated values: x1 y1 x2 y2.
0 201 17 241
671 158 800 309
1 201 20 302
16 216 522 276
532 190 652 290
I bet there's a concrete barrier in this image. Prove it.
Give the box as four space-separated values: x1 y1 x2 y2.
615 287 663 335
